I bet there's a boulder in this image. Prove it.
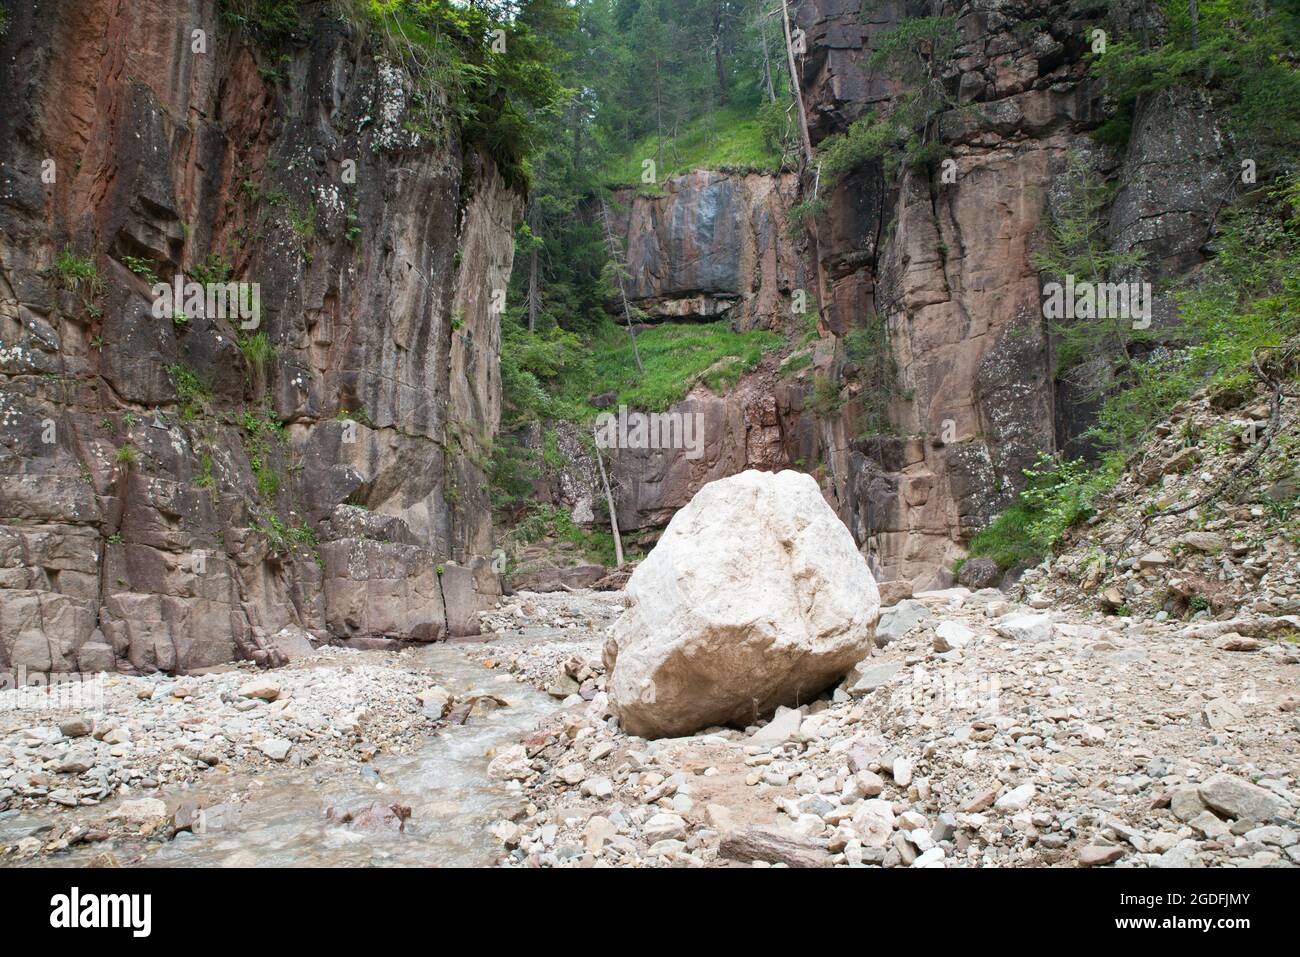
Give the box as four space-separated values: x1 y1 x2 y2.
933 620 976 652
748 706 802 746
268 625 315 661
607 470 880 739
237 677 282 701
957 557 1000 590
877 580 913 607
845 659 902 697
719 826 831 868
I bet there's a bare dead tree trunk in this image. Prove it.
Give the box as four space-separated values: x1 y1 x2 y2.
760 20 777 103
781 0 814 168
1190 0 1200 46
600 198 644 374
592 436 625 568
527 244 539 333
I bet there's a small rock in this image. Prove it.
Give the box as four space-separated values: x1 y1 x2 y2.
111 798 167 825
256 738 292 761
994 783 1036 811
643 812 687 844
59 717 93 738
749 706 802 747
1079 844 1125 866
994 614 1054 643
1198 774 1285 823
238 678 282 702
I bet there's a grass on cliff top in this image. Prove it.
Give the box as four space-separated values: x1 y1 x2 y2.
562 320 783 414
602 106 782 188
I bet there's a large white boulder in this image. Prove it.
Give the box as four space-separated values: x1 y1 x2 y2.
607 470 880 738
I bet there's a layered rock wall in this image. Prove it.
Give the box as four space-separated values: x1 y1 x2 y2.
611 170 805 331
0 1 519 674
795 0 1231 588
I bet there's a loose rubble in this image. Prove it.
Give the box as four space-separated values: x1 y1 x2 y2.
480 586 1299 869
1016 384 1299 625
3 581 1295 868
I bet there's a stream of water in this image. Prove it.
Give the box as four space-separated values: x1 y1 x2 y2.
2 641 560 868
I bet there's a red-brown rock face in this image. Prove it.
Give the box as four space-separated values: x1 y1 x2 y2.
794 0 1228 589
612 170 807 331
0 2 520 673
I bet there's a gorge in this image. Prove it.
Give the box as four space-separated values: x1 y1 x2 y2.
0 0 1298 875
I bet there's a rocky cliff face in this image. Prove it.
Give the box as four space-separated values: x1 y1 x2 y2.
612 169 805 331
795 0 1230 589
0 1 520 675
521 170 818 537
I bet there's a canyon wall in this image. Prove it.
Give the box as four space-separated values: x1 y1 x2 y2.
0 0 520 674
574 1 1232 592
796 0 1230 589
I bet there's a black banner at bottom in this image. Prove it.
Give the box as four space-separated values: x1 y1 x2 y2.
0 865 1282 943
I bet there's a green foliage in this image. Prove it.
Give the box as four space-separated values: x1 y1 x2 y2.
221 1 572 189
115 444 137 466
779 351 812 378
168 363 211 421
968 452 1120 570
120 255 158 284
973 176 1300 567
56 246 99 290
604 105 782 186
541 428 564 469
813 16 961 191
1092 0 1300 172
1089 180 1300 450
252 511 319 560
1033 150 1148 377
190 252 233 285
500 319 591 423
807 372 844 417
336 405 370 426
785 196 828 239
843 320 902 438
817 112 906 183
240 403 285 500
592 0 796 186
219 0 303 45
196 451 217 492
356 0 574 188
287 202 316 243
237 331 276 385
509 503 621 566
565 320 781 414
757 97 797 158
488 433 540 510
